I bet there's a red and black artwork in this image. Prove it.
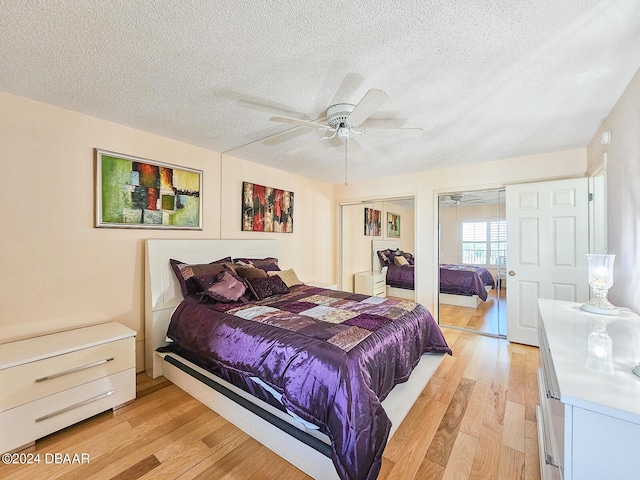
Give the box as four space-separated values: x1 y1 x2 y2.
364 207 381 236
242 181 293 233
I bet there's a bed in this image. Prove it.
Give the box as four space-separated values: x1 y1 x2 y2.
145 239 451 480
371 241 495 308
372 240 415 300
439 264 495 308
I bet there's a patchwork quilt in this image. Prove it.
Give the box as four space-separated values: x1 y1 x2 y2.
167 285 451 480
440 264 495 300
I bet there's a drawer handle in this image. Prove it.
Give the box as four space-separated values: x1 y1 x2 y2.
35 357 115 383
35 390 115 422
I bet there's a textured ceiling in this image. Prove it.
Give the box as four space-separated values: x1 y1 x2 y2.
2 1 639 184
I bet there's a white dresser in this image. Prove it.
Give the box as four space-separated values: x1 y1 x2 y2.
537 299 640 480
354 271 386 297
0 322 136 453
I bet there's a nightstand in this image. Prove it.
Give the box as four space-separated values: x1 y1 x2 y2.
354 271 386 297
0 322 136 453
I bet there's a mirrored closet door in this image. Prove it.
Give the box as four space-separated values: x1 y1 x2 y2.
438 189 506 337
339 197 415 300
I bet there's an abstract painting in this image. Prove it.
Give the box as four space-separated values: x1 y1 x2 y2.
242 181 294 232
364 208 381 236
387 212 401 237
96 149 202 229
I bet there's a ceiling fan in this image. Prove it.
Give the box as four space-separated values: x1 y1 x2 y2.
269 89 423 157
440 194 486 207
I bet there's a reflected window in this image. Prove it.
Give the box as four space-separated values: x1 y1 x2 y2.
461 220 506 266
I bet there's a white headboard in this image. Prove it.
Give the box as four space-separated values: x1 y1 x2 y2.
371 239 400 272
145 239 279 377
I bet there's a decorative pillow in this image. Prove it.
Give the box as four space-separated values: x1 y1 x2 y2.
377 250 391 267
222 262 238 274
268 269 303 287
396 250 414 265
246 275 290 300
382 249 398 265
394 255 409 266
235 266 269 280
233 257 280 272
170 257 231 297
194 271 247 302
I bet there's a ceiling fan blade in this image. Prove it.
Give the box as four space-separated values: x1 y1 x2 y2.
262 125 311 146
270 116 329 130
286 137 325 155
347 89 389 126
362 127 423 139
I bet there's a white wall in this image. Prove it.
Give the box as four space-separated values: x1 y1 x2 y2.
586 67 640 313
220 154 334 285
384 200 415 254
335 149 587 314
0 93 335 371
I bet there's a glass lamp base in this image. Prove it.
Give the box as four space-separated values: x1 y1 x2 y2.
581 297 620 315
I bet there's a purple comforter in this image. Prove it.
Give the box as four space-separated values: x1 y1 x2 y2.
167 285 451 480
385 264 414 289
439 264 495 301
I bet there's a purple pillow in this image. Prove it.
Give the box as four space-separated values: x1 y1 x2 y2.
170 257 231 297
246 275 290 300
377 250 391 267
194 271 247 303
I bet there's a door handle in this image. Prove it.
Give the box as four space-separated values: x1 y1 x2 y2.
508 271 516 276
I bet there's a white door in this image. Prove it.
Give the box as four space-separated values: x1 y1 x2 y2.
506 177 589 346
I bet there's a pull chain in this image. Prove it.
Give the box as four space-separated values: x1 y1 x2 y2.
344 139 348 186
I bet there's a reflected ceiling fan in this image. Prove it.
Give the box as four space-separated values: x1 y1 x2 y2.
440 194 486 207
269 89 423 157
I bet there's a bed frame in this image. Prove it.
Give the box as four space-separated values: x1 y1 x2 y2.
145 238 445 479
439 291 484 308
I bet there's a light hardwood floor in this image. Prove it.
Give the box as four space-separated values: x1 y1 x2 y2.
440 288 507 337
0 327 541 480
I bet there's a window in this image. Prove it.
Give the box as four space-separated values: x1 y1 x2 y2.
461 220 506 266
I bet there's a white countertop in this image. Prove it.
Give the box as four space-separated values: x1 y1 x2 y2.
538 298 640 424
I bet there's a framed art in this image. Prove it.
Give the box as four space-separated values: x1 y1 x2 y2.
364 207 381 236
387 212 401 237
95 149 202 229
242 181 294 232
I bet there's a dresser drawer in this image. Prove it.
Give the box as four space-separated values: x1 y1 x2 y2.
0 368 135 453
0 337 134 411
537 367 563 473
372 274 386 296
536 406 562 480
372 285 386 296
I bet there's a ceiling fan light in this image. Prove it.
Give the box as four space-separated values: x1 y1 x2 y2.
337 127 350 142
